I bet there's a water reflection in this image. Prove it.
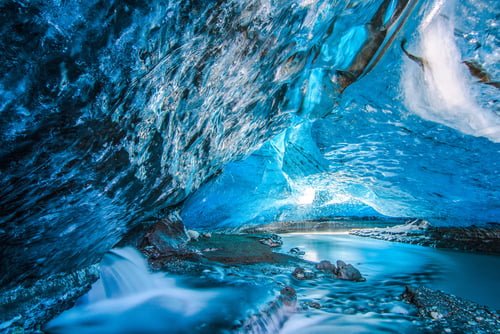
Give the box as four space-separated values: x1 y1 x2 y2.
281 234 500 309
46 235 500 333
277 234 500 333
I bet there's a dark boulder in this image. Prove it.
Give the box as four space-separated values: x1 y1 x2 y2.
336 260 365 282
259 234 283 248
139 217 190 261
289 247 305 256
315 260 336 273
280 286 297 307
308 301 321 309
292 267 315 280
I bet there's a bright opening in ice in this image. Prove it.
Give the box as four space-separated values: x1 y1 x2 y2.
295 187 316 205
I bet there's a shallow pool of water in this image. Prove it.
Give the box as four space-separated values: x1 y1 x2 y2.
280 234 500 309
46 234 500 333
277 233 500 333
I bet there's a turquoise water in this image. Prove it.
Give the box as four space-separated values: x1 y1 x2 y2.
281 234 500 309
47 235 500 333
278 234 500 333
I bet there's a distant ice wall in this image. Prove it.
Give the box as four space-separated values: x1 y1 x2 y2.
183 0 500 228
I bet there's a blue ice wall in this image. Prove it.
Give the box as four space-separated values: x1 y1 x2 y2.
0 0 367 287
182 0 500 228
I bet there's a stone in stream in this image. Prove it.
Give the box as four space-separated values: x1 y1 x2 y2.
292 267 315 280
336 260 365 282
308 301 321 309
187 229 200 241
259 234 283 248
235 286 296 333
402 286 500 333
289 247 305 256
315 260 336 273
280 286 297 307
139 218 190 259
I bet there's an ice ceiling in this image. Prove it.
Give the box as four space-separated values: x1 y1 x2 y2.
182 0 500 228
0 0 499 287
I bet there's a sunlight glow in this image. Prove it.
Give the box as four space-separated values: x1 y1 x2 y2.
296 187 316 205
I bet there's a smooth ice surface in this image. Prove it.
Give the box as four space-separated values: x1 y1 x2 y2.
182 0 500 228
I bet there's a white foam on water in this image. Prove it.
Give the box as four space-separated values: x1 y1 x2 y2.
46 247 217 334
401 1 500 142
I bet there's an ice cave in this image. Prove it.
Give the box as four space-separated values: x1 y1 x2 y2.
0 0 499 333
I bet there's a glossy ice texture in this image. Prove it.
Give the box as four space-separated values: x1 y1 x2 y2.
0 0 349 287
182 0 499 228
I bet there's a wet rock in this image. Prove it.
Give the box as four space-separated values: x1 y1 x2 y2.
138 218 202 271
351 221 500 254
292 267 315 280
236 286 296 333
336 260 365 282
259 234 283 248
280 286 297 307
140 218 190 259
187 230 200 241
315 260 336 273
0 265 99 333
289 247 305 256
308 301 321 309
402 286 500 334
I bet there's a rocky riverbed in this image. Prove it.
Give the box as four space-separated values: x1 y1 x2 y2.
403 286 500 334
350 219 500 254
3 218 499 333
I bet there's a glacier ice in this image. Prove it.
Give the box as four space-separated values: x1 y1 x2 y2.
0 0 498 321
401 0 500 142
182 0 500 228
0 0 345 288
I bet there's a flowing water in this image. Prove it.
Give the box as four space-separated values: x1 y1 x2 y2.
279 234 500 333
46 235 500 333
46 248 273 334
